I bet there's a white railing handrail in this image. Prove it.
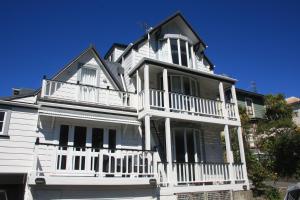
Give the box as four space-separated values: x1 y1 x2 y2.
41 79 137 108
34 142 156 178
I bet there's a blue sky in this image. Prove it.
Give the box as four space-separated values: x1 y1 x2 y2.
0 0 299 97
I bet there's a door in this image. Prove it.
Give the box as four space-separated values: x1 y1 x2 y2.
80 67 97 102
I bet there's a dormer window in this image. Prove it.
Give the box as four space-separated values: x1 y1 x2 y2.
163 35 192 67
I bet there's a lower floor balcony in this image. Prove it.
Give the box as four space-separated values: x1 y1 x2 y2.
29 142 246 188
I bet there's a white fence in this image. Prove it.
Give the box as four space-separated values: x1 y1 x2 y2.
157 162 245 186
169 92 223 117
226 103 236 119
41 79 137 108
34 143 156 178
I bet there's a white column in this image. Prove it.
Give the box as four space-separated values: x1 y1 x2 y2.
165 118 173 184
144 64 150 111
237 126 249 185
184 130 188 162
167 38 172 63
186 41 190 68
144 115 151 150
138 125 143 150
231 84 241 120
191 46 196 69
224 125 234 182
193 131 198 162
86 127 92 171
224 125 233 163
219 82 228 120
163 68 170 111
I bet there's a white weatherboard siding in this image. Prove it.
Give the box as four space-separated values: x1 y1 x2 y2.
12 96 37 104
0 107 38 173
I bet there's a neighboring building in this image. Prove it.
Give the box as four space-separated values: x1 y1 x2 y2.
286 97 300 127
0 12 249 200
236 89 265 151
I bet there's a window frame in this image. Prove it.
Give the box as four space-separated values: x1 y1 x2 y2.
0 109 11 136
163 35 192 67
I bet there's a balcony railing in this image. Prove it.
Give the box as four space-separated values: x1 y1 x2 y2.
41 79 137 108
157 162 245 186
138 89 236 119
33 142 157 179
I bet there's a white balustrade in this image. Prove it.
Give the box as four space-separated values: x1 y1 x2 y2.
169 92 223 117
149 89 164 109
41 79 137 108
232 163 245 181
226 103 236 119
173 162 230 185
35 144 155 178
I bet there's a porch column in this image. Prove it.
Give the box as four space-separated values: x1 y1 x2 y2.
231 85 240 120
219 81 228 120
165 117 173 185
237 126 249 186
224 125 234 181
144 115 151 150
144 64 150 111
163 68 170 111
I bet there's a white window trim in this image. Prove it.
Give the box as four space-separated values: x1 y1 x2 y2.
245 97 255 117
80 65 99 87
0 109 11 136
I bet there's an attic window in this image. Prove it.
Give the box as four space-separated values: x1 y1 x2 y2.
169 38 192 67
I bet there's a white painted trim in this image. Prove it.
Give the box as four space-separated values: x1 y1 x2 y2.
38 110 140 126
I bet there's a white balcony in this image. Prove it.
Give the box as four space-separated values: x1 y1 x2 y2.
41 79 137 109
30 142 245 187
29 143 157 185
157 162 245 186
138 89 237 120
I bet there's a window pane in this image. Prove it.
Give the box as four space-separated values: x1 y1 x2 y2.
59 125 69 147
0 122 3 132
171 76 181 93
108 129 116 149
170 39 179 65
0 112 5 121
92 128 104 149
74 126 87 149
180 40 188 66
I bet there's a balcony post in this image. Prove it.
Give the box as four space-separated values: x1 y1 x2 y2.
163 68 170 111
224 125 234 182
237 126 249 187
144 64 150 111
144 115 151 151
165 117 173 185
231 85 240 120
219 82 228 120
41 79 47 98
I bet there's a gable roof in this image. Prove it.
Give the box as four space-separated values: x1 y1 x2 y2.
104 43 128 59
50 46 124 91
115 12 208 62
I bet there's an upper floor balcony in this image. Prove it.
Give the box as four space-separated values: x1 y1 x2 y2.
134 62 240 125
40 79 138 109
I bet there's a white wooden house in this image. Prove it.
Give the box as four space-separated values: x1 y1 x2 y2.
0 12 249 200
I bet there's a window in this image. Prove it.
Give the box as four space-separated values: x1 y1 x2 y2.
169 38 191 67
0 110 10 136
92 128 104 151
180 40 188 67
0 111 5 134
170 39 179 65
245 98 254 116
